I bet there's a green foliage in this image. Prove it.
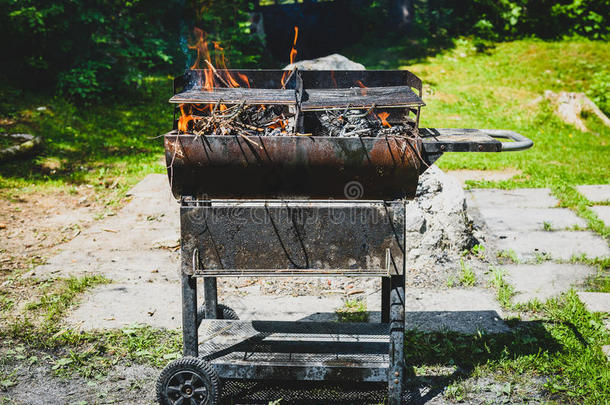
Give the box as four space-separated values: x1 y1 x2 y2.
359 0 609 44
188 0 263 68
422 0 610 40
0 0 185 102
0 0 262 102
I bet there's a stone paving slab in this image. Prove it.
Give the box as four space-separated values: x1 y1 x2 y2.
498 230 610 261
466 188 558 209
577 184 610 203
404 288 509 334
591 205 610 226
505 263 595 304
576 292 610 313
69 282 358 329
476 207 586 232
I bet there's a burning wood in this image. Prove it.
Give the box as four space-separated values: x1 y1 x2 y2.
174 28 424 140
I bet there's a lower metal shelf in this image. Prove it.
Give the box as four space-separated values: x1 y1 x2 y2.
199 320 391 383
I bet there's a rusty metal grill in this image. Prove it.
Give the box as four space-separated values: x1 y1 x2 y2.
156 68 532 405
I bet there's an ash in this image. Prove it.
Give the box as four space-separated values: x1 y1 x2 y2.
314 108 417 137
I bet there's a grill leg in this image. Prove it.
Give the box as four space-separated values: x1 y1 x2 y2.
203 277 218 319
381 277 391 323
388 274 405 404
182 273 198 357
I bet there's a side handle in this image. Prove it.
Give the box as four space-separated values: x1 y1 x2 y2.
483 129 533 151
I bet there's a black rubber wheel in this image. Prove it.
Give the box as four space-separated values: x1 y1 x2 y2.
156 356 220 405
197 304 239 326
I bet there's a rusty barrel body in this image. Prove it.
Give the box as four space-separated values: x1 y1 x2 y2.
164 131 423 200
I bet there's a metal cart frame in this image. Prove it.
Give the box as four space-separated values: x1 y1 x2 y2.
178 198 408 403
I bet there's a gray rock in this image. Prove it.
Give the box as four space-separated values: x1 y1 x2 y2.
403 165 478 286
577 184 610 203
284 53 365 71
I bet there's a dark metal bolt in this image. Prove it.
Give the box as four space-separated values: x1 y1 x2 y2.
478 144 483 151
440 144 446 151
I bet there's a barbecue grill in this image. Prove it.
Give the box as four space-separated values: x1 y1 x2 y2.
156 68 532 404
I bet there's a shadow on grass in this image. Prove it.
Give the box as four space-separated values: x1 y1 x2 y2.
341 32 458 70
402 318 560 404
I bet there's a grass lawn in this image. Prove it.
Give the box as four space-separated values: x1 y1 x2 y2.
1 38 609 404
346 37 609 186
345 38 610 237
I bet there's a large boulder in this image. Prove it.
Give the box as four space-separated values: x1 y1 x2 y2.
284 54 365 71
404 165 478 286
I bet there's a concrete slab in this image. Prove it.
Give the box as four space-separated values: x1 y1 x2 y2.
576 292 610 313
498 230 610 261
466 188 558 209
505 263 596 304
591 205 610 226
476 207 586 232
69 283 357 329
32 174 180 282
577 184 610 203
404 288 509 334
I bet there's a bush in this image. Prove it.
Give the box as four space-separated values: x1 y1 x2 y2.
0 0 262 103
358 0 609 42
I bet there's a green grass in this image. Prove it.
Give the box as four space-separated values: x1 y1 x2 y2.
405 291 610 404
1 275 181 379
488 266 515 309
0 76 171 200
336 298 368 322
459 259 477 286
346 37 610 239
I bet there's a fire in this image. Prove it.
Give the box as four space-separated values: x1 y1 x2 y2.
378 112 391 128
281 26 299 88
237 73 250 88
178 104 200 132
178 27 294 134
188 28 214 91
213 42 240 88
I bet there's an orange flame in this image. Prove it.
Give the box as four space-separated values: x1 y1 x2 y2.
213 42 240 88
237 73 250 88
178 104 193 132
281 26 299 88
188 28 214 91
356 80 368 96
269 117 287 131
378 112 391 128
